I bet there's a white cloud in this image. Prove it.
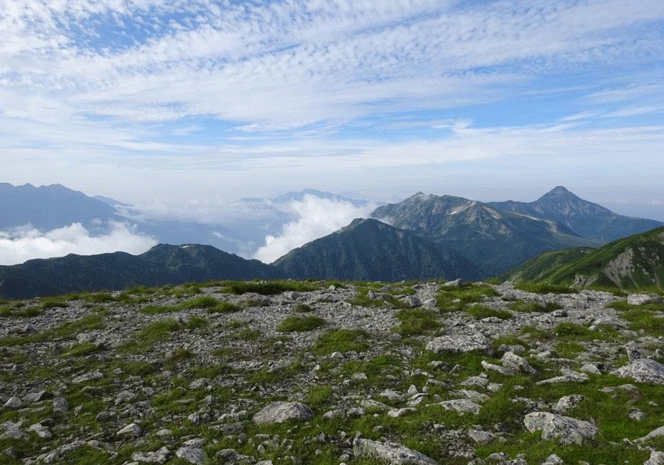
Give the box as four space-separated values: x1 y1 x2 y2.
253 195 376 263
0 222 157 265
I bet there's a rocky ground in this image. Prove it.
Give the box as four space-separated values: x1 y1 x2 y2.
2 279 664 465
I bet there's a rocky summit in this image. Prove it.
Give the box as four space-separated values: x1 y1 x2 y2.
2 279 664 464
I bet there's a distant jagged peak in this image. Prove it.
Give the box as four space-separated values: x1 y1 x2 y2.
539 186 579 200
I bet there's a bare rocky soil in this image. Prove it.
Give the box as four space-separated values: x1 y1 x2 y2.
2 280 664 465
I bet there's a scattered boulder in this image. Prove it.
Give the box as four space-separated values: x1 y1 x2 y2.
524 412 596 445
132 447 171 464
253 402 313 424
644 450 664 465
439 399 481 415
613 359 664 385
117 423 142 438
175 447 207 465
628 294 662 306
426 334 491 355
354 438 438 465
3 397 23 410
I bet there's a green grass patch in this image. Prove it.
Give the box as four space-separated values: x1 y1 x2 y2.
166 348 194 366
295 303 313 313
306 384 333 407
436 284 499 312
313 329 370 354
277 315 327 332
394 308 441 337
62 341 103 358
465 305 512 320
223 280 318 295
509 300 563 313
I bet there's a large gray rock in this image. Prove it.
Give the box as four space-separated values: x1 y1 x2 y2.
628 294 662 306
132 447 170 464
175 447 207 465
524 412 596 445
644 450 664 465
3 397 23 409
439 399 481 415
354 438 438 465
613 359 664 385
252 402 313 424
426 334 491 354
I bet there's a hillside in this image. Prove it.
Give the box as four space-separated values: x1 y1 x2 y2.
0 244 286 299
490 186 662 243
2 279 664 464
371 192 594 277
273 218 481 282
498 226 664 290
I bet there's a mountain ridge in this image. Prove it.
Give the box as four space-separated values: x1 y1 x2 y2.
0 243 287 300
490 186 662 243
273 218 482 282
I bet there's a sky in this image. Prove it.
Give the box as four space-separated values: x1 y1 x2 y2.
2 0 664 216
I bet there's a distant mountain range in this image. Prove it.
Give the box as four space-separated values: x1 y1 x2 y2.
370 191 597 277
489 186 662 243
1 182 662 295
273 218 481 282
0 183 122 232
0 244 286 300
496 226 664 290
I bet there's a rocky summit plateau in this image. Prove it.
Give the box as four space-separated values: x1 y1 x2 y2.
2 279 664 464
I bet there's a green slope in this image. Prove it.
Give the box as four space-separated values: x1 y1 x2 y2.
371 192 595 277
0 244 287 299
273 218 482 282
497 226 664 290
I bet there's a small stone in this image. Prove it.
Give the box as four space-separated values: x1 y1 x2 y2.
53 397 68 414
132 447 170 464
117 423 142 438
628 408 646 421
439 399 481 415
541 454 564 465
468 430 496 444
347 407 365 417
387 408 415 418
3 397 23 409
426 334 491 355
24 390 52 404
553 395 585 413
28 423 52 440
580 363 602 375
352 372 368 382
402 296 421 308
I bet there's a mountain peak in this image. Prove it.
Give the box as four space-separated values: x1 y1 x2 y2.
541 186 576 199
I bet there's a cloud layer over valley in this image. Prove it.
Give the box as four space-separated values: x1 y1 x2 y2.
0 222 157 266
253 195 375 263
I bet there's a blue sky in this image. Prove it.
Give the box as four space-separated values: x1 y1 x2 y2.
1 0 664 217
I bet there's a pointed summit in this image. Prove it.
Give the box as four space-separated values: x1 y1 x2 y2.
539 186 577 200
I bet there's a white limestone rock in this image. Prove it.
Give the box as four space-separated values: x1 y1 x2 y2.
252 402 313 424
524 412 596 445
354 438 438 465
